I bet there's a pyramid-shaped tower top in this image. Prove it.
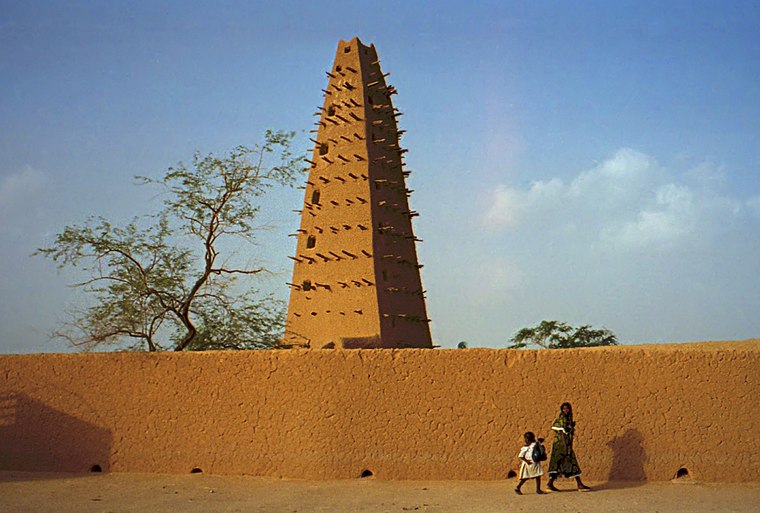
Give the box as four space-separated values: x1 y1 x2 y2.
339 36 371 52
283 38 432 349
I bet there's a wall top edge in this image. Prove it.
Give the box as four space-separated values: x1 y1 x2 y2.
1 339 758 358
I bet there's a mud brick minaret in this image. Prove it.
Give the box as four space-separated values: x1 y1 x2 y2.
284 37 432 349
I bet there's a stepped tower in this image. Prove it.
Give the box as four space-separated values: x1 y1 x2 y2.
284 37 432 349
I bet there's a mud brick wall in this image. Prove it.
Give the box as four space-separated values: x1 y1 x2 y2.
1 341 758 482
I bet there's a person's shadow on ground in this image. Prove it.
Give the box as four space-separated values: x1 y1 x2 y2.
596 429 647 490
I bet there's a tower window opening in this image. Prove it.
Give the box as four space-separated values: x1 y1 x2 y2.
302 280 313 291
306 235 317 249
311 190 321 205
327 105 336 116
367 95 373 105
344 46 351 53
319 143 329 155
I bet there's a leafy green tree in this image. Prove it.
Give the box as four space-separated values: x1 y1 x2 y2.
507 320 618 349
457 341 469 349
35 130 302 352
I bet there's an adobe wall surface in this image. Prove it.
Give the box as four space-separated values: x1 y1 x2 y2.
1 341 758 482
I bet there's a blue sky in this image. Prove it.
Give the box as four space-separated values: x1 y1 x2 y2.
2 1 759 353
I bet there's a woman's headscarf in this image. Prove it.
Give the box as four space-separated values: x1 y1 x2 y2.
558 402 575 434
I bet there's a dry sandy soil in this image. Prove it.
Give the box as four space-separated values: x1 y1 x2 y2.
1 472 759 513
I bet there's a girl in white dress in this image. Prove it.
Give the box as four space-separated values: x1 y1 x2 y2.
515 431 545 495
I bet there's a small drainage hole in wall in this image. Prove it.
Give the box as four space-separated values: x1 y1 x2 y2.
190 467 203 474
90 464 102 473
507 470 517 479
675 467 689 479
360 469 374 478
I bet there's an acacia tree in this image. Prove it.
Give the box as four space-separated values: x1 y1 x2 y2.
507 320 618 349
36 130 303 352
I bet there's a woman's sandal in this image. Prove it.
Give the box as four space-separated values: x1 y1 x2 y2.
578 485 592 492
514 487 523 495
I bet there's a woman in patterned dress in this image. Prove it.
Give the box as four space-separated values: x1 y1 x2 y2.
547 402 591 491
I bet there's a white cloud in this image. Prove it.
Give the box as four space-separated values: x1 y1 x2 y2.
0 167 46 210
484 184 522 228
569 147 657 198
451 147 760 345
610 183 696 249
483 148 751 251
484 178 564 229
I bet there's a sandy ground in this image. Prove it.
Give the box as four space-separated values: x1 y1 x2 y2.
1 472 758 513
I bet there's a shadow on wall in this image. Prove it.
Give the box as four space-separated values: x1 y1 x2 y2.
606 429 647 484
0 392 111 473
341 335 386 349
